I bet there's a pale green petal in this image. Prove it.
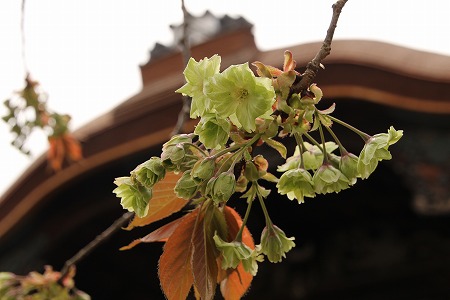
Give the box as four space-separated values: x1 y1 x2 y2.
194 114 230 149
206 63 275 132
175 55 221 118
113 177 151 217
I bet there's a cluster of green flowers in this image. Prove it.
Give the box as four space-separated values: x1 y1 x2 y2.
114 52 403 275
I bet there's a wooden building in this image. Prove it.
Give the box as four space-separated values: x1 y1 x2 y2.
1 12 450 299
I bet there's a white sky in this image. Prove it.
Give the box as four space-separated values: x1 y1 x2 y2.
1 0 450 196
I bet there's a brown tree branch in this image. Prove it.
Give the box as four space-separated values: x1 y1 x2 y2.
291 0 348 95
171 0 192 136
60 211 134 280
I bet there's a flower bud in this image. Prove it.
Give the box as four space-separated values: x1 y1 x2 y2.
174 171 198 200
235 174 249 193
162 134 192 151
191 158 215 183
260 224 295 263
131 157 165 188
244 161 260 182
206 172 236 203
161 144 186 171
253 155 268 176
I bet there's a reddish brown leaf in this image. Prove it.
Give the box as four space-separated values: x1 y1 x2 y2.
223 206 255 249
220 264 253 300
120 217 183 250
159 208 199 300
125 172 187 230
191 203 227 300
220 206 255 300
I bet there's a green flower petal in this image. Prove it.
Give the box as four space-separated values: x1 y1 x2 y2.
277 168 315 203
194 114 230 149
313 164 350 194
260 224 295 263
113 177 152 217
357 126 403 179
205 63 275 132
176 55 221 118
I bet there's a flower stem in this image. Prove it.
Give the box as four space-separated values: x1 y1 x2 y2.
256 185 273 227
210 134 261 160
328 115 371 141
316 114 329 164
324 126 348 155
186 143 207 156
234 188 254 242
293 133 305 169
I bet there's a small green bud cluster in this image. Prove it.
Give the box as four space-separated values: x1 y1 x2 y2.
113 156 166 217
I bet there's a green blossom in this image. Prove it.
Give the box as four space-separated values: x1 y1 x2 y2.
194 113 230 149
161 134 195 171
191 158 216 183
206 172 236 203
131 157 165 189
213 234 262 276
313 164 350 194
113 177 152 217
162 134 192 151
302 142 338 170
277 168 315 203
175 55 221 118
339 152 359 184
205 63 275 132
260 224 295 263
277 142 339 172
174 170 198 200
161 144 186 171
357 126 403 179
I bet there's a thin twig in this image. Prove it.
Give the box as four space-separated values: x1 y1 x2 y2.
21 0 29 75
59 212 134 280
290 0 348 95
171 0 192 136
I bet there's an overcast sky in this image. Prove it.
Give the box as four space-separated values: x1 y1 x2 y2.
1 0 450 196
